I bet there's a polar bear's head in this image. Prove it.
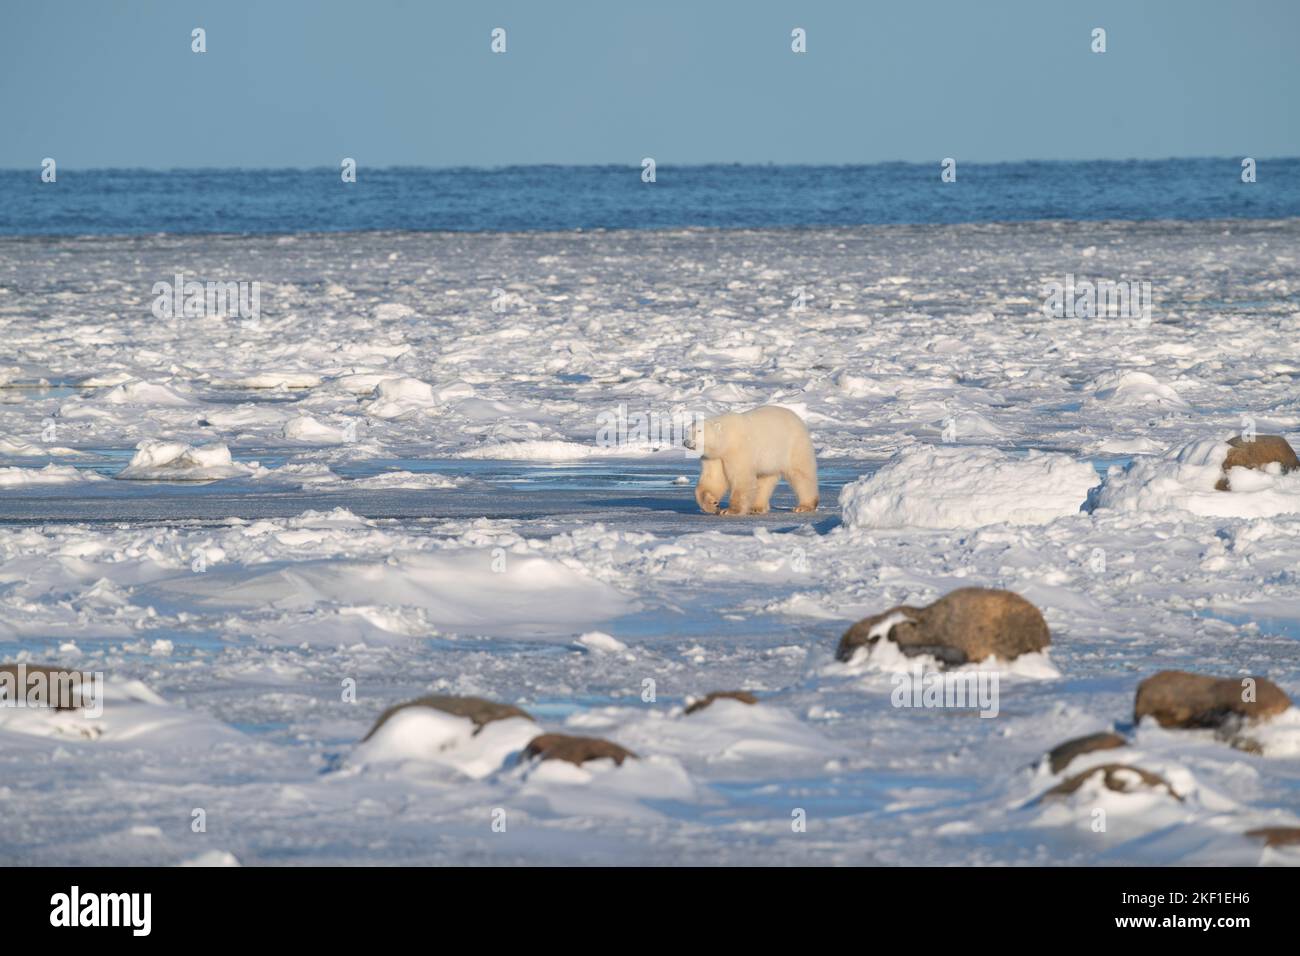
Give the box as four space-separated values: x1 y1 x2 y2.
683 415 734 458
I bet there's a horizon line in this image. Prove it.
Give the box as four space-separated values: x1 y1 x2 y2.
2 155 1294 175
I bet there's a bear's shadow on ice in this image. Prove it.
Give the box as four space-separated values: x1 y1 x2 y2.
592 495 706 515
592 495 841 532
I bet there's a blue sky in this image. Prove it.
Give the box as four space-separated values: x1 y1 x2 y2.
2 0 1297 169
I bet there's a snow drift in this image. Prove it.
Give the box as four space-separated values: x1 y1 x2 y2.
839 445 1097 530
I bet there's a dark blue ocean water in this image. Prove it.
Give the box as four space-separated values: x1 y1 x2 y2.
1 160 1296 236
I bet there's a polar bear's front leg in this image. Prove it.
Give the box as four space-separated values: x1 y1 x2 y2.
694 457 726 514
720 455 757 516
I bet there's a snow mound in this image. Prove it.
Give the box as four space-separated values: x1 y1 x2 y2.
218 372 321 389
283 415 352 443
116 441 255 480
178 850 242 867
100 380 195 406
618 699 847 770
515 752 699 820
943 410 1009 439
0 438 84 457
345 471 458 490
349 707 540 779
1242 707 1300 757
76 371 136 388
1090 438 1300 518
0 464 102 486
841 630 1061 680
364 377 437 419
458 440 625 461
0 674 240 748
1088 370 1189 408
574 631 629 654
1089 435 1168 455
373 302 417 320
153 550 638 639
839 445 1097 529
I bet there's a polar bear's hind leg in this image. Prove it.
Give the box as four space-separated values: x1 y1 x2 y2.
787 465 819 513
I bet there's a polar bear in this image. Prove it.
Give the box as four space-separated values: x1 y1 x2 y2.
684 406 818 516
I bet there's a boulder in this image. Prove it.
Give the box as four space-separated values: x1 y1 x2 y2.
522 733 636 767
684 690 758 715
837 587 1050 665
363 695 531 741
1043 763 1181 801
1046 731 1128 774
1245 827 1300 848
1134 671 1291 730
1215 434 1299 490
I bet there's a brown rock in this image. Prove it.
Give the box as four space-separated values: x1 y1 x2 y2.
0 664 93 710
1245 827 1300 848
838 606 926 661
363 695 532 741
1134 670 1291 730
1043 763 1181 801
1216 434 1299 490
522 733 636 767
1047 731 1128 774
837 588 1050 665
684 690 758 715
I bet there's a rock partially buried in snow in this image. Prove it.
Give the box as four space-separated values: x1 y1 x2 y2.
351 698 539 778
684 690 758 715
1245 827 1300 848
1134 670 1292 730
837 587 1050 666
1042 763 1181 801
1047 731 1128 774
523 733 636 767
0 663 95 710
363 695 531 740
1215 434 1299 491
1090 437 1300 518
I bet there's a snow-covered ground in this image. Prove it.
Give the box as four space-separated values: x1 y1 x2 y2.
1 220 1299 865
